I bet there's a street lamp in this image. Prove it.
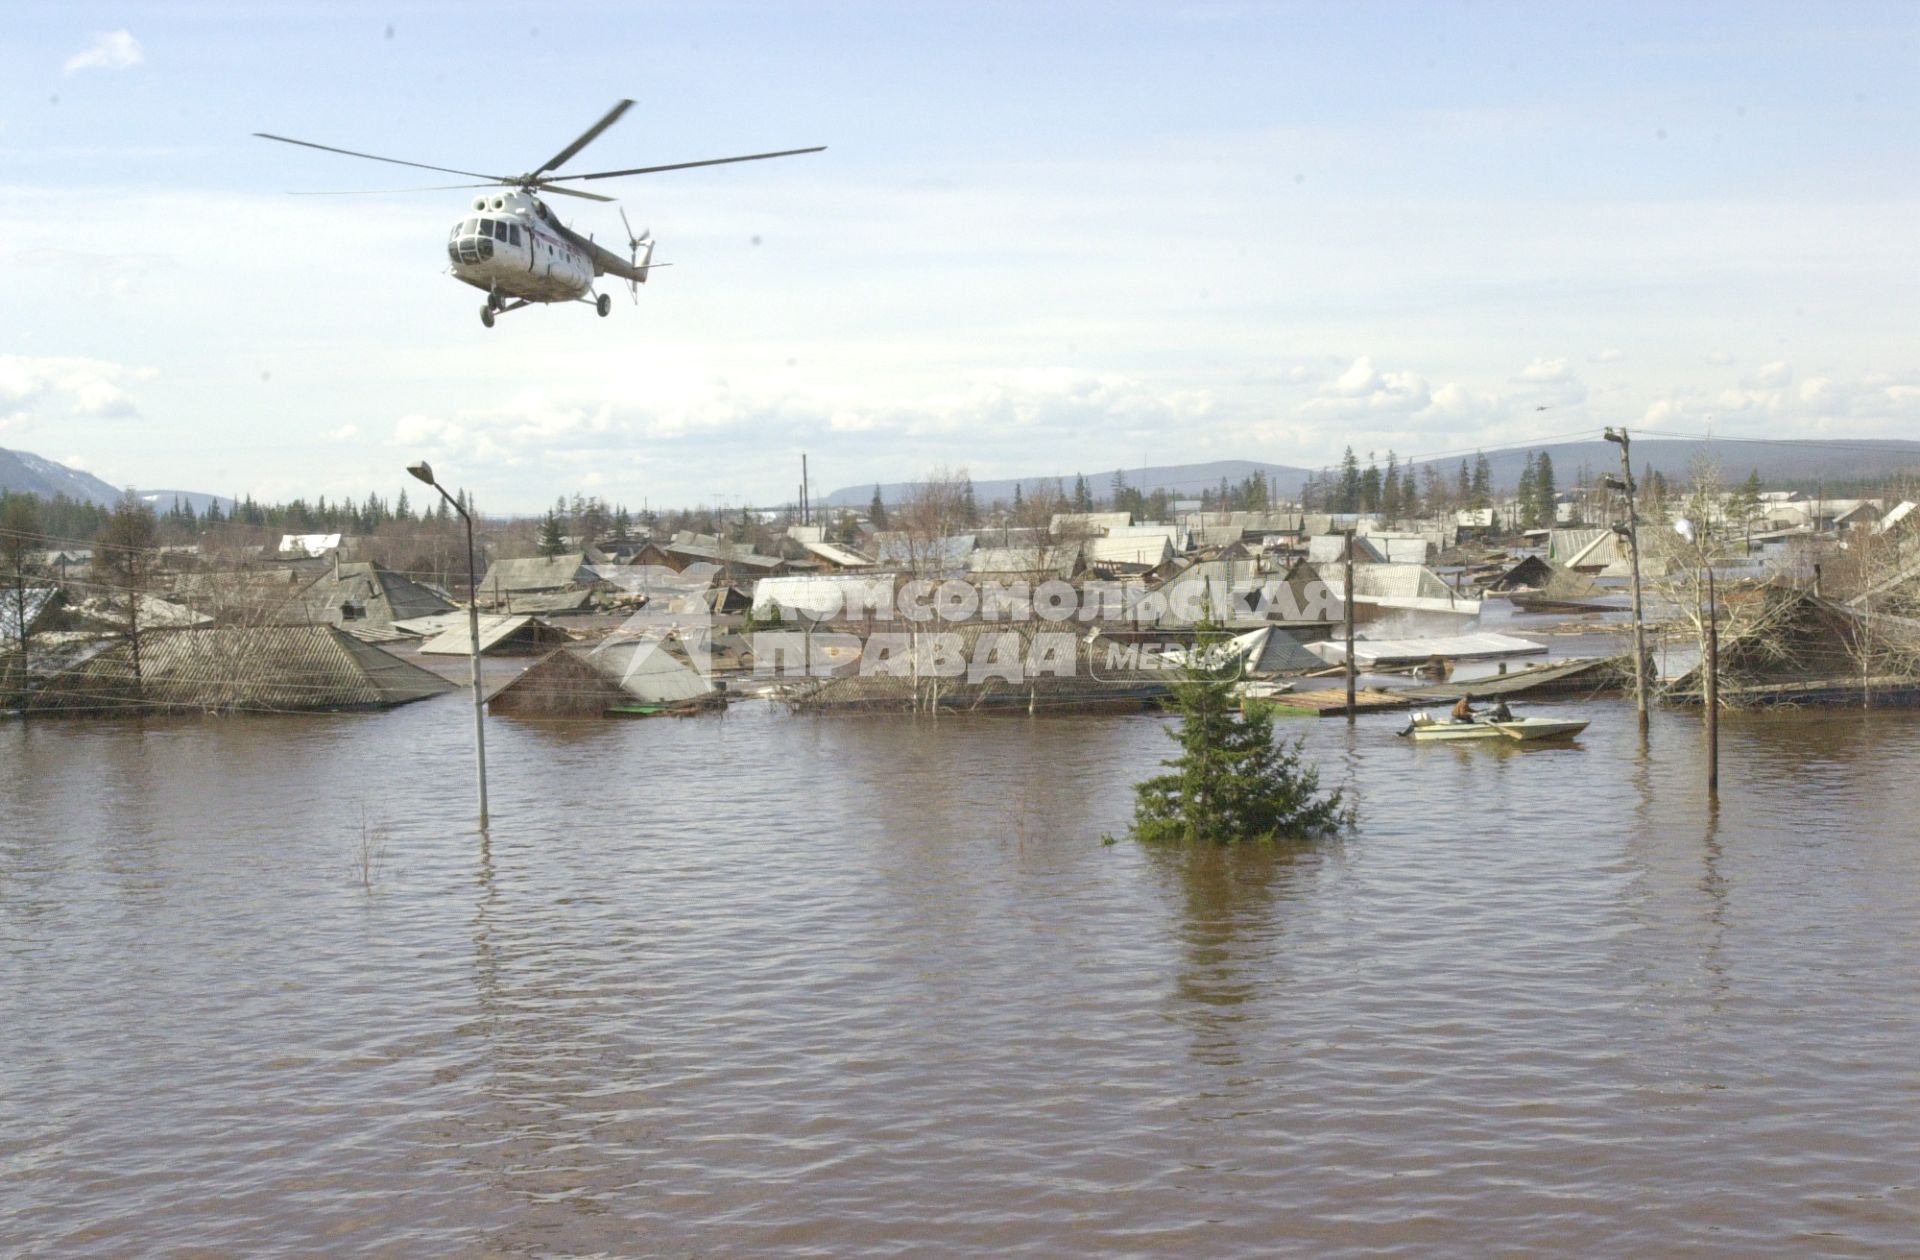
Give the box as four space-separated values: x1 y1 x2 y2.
408 461 489 826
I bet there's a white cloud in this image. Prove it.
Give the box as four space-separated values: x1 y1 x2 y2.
1589 348 1626 364
1516 357 1573 383
63 31 143 75
0 354 145 426
1706 350 1735 365
1751 359 1793 388
325 424 360 442
1300 356 1431 419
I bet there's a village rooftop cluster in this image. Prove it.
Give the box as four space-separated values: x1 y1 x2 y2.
5 450 1920 721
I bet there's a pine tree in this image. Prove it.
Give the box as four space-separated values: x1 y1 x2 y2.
1471 452 1492 509
1359 456 1383 514
1533 452 1557 527
1338 447 1362 514
1074 473 1093 513
537 509 566 556
1517 453 1539 528
1127 627 1352 845
1012 482 1025 511
868 485 889 529
611 506 633 543
961 476 980 527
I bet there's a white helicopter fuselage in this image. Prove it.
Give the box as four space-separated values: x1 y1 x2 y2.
446 191 597 303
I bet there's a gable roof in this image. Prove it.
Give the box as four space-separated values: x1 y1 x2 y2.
418 614 571 656
479 553 594 593
299 561 454 628
24 625 453 714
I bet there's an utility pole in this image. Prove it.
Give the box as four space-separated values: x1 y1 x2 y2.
1343 527 1357 721
1605 427 1650 732
1705 566 1720 796
802 453 810 527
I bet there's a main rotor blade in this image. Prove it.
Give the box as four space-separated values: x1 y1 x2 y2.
254 132 508 183
531 99 635 180
287 183 503 195
532 182 616 203
552 146 827 182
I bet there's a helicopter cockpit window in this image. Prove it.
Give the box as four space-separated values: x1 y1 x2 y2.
507 225 521 246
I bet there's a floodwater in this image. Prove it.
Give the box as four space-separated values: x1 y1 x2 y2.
4 696 1919 1257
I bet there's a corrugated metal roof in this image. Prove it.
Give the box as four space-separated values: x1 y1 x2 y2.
967 544 1082 577
1088 536 1173 567
479 553 594 592
753 574 900 618
2 586 61 642
25 625 453 714
419 614 569 656
1309 632 1548 668
801 540 877 567
300 562 454 628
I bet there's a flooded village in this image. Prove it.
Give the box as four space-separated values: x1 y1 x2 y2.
8 3 1920 1255
9 451 1920 1256
7 452 1920 726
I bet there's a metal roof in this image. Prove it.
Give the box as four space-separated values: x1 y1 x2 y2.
1088 536 1173 567
299 562 454 628
1309 631 1548 668
419 614 568 656
25 625 453 714
478 553 594 593
2 586 61 643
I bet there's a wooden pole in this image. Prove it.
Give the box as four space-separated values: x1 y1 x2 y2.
1610 428 1651 732
1706 566 1719 796
1344 527 1357 721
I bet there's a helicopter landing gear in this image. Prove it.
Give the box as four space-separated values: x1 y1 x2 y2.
478 295 529 328
596 293 612 318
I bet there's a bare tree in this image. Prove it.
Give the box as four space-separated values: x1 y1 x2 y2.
2 494 40 703
96 492 159 691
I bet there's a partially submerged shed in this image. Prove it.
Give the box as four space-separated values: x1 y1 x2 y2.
486 638 715 717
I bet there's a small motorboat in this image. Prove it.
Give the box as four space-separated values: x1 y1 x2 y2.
1398 710 1589 742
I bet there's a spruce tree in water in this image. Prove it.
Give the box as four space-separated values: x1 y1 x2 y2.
1129 630 1352 844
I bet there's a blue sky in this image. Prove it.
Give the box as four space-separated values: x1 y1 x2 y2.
2 1 1915 511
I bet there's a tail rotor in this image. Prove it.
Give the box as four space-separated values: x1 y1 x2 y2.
619 206 653 303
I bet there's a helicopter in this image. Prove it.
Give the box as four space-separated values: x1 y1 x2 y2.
256 100 823 327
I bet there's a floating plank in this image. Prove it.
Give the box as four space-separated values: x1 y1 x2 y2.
1257 687 1411 717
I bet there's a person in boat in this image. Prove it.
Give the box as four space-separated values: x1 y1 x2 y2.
1489 698 1514 722
1450 694 1476 723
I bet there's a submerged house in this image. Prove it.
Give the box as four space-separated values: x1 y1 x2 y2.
417 613 572 656
296 561 454 634
476 553 601 610
485 638 714 717
23 625 453 716
1669 587 1920 706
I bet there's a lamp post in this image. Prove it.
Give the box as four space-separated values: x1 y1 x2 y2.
1603 427 1650 733
408 461 488 826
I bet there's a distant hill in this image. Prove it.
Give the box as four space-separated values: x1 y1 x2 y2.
0 447 231 515
829 439 1920 507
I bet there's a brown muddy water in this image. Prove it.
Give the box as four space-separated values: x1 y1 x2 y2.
4 697 1919 1257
